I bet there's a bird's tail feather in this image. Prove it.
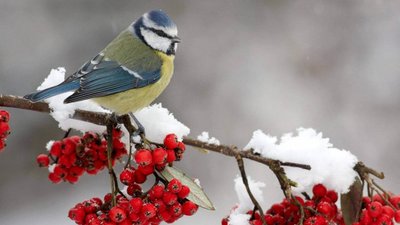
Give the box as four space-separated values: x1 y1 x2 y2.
24 81 79 102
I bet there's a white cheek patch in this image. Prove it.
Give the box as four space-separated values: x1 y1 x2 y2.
140 27 171 53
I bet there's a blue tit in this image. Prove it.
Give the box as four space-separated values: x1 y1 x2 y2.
24 9 180 119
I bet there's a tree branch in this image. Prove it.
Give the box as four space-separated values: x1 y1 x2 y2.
0 94 310 207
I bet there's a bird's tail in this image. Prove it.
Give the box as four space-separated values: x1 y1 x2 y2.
24 81 79 102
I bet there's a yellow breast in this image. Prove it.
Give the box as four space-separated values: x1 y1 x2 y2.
93 52 174 115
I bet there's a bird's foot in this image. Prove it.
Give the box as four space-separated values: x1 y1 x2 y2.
107 112 119 124
129 113 148 146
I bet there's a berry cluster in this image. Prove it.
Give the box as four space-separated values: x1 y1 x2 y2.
69 178 198 225
222 184 343 225
356 194 400 225
119 133 186 186
36 128 127 184
0 110 10 152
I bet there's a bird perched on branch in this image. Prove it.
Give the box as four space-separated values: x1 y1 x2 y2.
24 9 180 134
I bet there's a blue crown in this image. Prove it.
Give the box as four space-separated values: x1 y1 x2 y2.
147 10 176 28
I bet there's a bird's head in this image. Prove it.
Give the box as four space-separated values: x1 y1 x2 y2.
132 10 180 55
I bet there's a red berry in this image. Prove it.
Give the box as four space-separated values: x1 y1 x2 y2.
48 172 62 183
133 169 147 184
373 194 385 205
119 168 135 185
152 147 168 165
0 139 5 150
251 220 262 225
377 214 392 225
169 202 183 217
0 122 10 134
360 209 372 225
54 163 68 175
163 191 178 206
127 184 142 197
104 193 113 203
270 203 285 215
304 216 327 225
368 201 383 218
65 174 79 184
160 210 172 221
152 199 167 212
178 185 190 199
0 110 10 122
134 149 153 166
50 141 62 157
394 210 400 223
326 190 338 203
313 184 327 198
164 133 179 149
390 196 400 209
149 184 165 200
70 166 85 177
141 203 157 219
68 207 86 224
382 205 394 218
166 149 176 163
137 164 154 176
317 202 333 218
63 138 77 155
129 198 143 213
221 218 229 225
36 154 50 167
182 201 198 216
167 178 183 193
362 196 372 208
109 206 127 223
128 211 140 222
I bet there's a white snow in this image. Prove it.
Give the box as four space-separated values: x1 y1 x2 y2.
197 131 220 145
244 128 358 194
228 213 251 225
46 140 55 151
48 164 56 173
227 176 265 225
133 103 190 143
38 68 190 143
38 68 109 133
233 176 265 214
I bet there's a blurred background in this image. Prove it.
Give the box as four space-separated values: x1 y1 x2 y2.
1 0 400 224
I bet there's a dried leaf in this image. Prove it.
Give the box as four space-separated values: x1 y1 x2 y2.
159 166 215 210
341 177 363 225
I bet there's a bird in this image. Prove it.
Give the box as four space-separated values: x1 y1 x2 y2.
24 9 180 135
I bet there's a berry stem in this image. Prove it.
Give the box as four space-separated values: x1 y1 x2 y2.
236 155 267 225
291 194 305 225
63 128 72 139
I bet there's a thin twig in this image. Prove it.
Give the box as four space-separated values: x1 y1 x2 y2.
236 155 267 225
106 122 117 206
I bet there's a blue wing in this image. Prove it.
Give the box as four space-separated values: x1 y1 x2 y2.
64 60 161 103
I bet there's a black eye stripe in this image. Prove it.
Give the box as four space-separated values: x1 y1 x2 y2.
144 26 174 40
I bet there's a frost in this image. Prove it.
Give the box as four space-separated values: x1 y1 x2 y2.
37 68 190 142
244 128 358 193
197 131 220 145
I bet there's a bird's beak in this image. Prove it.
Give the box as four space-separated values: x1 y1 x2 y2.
172 36 181 43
